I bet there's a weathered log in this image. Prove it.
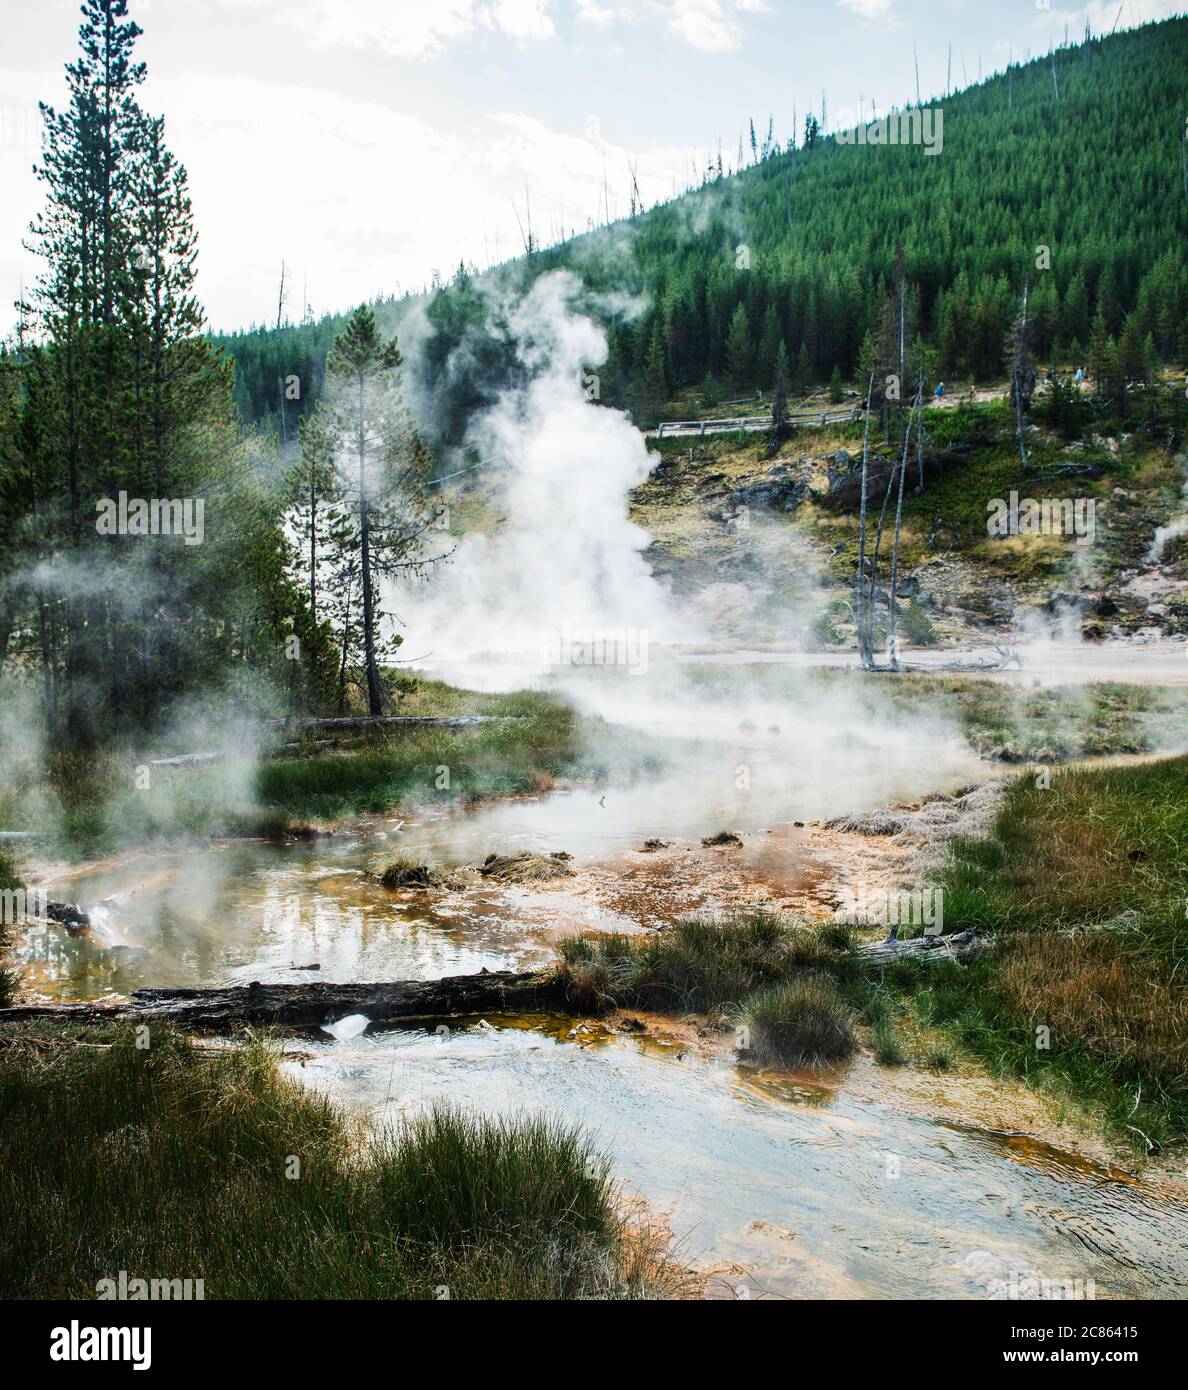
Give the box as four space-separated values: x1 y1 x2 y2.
856 929 986 966
0 969 567 1033
145 716 532 771
148 753 224 768
855 912 1140 967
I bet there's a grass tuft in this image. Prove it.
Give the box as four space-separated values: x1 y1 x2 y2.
741 975 856 1067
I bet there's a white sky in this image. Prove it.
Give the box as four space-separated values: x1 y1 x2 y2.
0 0 1182 333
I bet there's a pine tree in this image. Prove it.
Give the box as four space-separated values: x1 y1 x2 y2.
792 342 811 396
317 306 441 716
642 322 669 421
724 303 754 391
1117 316 1144 382
17 1 328 738
771 340 789 435
291 409 339 628
1088 311 1111 390
1006 286 1037 469
758 304 781 388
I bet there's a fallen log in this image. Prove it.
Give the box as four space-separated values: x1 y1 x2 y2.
0 968 567 1032
144 716 533 771
855 910 1144 967
856 929 987 966
148 752 224 768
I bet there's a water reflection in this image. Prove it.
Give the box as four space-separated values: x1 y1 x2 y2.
289 1016 1188 1301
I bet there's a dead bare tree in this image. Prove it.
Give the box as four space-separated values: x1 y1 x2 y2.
855 372 876 668
886 385 922 669
1008 284 1037 473
276 260 289 449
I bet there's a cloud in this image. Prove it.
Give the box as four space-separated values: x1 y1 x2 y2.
574 0 636 25
662 0 770 52
220 0 558 59
486 0 558 42
837 0 898 23
1032 0 1185 35
113 76 689 327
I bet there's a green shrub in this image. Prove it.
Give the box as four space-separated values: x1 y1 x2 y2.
741 975 856 1067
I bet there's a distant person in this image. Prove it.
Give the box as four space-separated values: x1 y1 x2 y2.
935 381 944 399
1074 366 1083 384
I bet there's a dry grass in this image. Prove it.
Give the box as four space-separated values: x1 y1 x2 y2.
925 754 1188 1146
377 858 444 889
479 851 574 883
996 933 1188 1100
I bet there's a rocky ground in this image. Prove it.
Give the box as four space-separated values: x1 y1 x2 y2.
630 418 1188 651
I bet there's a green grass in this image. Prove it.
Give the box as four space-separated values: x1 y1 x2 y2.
255 702 575 820
740 975 856 1067
0 1026 683 1300
0 684 583 855
870 1014 908 1066
899 756 1188 1149
559 761 1188 1147
677 663 1186 764
886 675 1184 763
558 912 853 1014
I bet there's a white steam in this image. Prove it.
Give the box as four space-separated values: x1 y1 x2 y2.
1147 452 1188 564
396 271 695 679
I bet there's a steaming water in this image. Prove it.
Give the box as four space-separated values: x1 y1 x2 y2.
424 642 1188 688
22 707 986 1001
12 258 1188 1296
17 704 1188 1299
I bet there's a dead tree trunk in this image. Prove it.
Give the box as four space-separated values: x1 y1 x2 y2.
855 373 875 669
0 969 567 1032
886 389 918 670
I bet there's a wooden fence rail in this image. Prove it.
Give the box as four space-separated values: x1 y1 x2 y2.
650 407 861 439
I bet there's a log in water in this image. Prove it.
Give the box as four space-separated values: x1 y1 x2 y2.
0 968 566 1032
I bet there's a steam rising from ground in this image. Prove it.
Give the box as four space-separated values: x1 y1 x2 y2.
1148 452 1188 563
397 271 695 675
393 271 985 811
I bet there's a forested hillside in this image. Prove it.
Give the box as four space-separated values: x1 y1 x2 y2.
217 17 1188 443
